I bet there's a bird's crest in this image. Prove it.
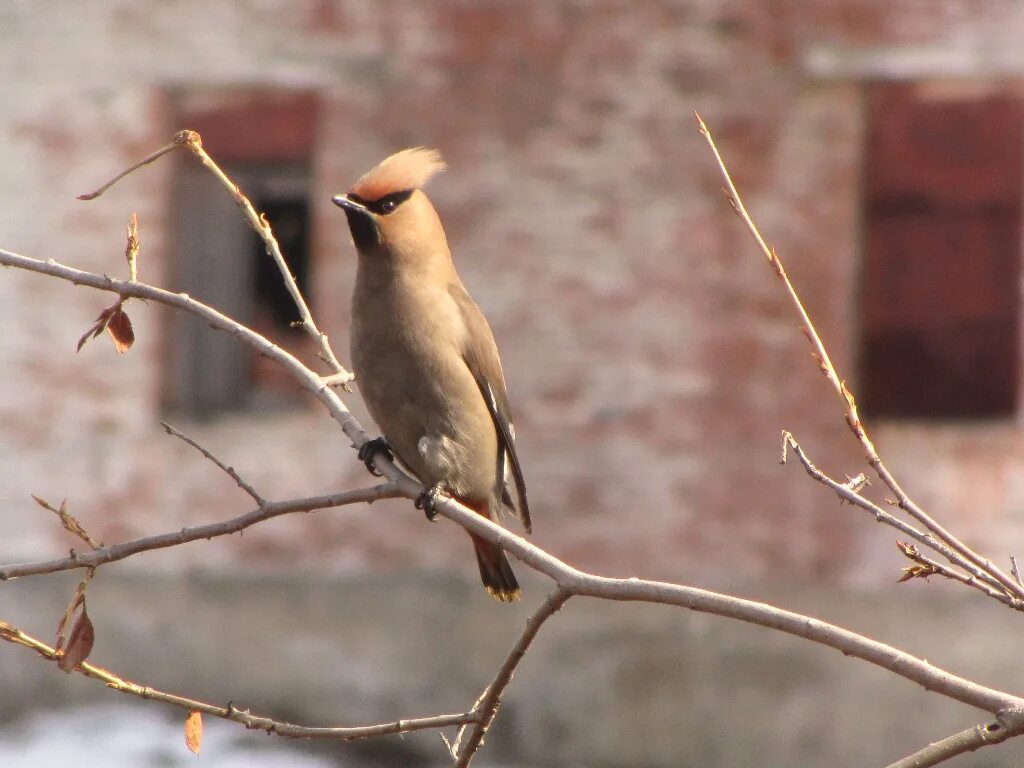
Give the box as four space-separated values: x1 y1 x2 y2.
349 147 446 201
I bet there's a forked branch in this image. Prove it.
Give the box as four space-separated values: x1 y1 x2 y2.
696 113 1024 604
886 710 1024 768
79 130 354 388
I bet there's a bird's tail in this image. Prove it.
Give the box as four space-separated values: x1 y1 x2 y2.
471 534 520 603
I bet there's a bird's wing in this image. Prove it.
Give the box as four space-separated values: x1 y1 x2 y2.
448 283 532 533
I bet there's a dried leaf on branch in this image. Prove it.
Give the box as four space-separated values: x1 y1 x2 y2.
184 710 203 754
56 567 96 652
57 601 95 672
77 301 135 354
76 212 140 354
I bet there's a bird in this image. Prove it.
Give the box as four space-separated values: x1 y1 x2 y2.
332 148 531 602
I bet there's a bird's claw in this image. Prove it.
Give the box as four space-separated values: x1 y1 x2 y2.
357 437 392 477
415 484 443 521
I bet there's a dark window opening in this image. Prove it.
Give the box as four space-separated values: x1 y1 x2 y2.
859 83 1022 420
242 168 317 413
164 90 319 419
253 196 311 332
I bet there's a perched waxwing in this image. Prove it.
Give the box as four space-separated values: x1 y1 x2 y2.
332 148 531 602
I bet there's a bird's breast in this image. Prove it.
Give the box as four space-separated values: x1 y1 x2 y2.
350 274 494 498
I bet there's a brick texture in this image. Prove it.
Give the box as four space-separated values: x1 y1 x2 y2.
0 1 1021 588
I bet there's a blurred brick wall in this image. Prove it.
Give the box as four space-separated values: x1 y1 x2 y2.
1 0 1022 589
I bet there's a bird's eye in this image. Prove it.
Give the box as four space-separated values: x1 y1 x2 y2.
370 190 412 215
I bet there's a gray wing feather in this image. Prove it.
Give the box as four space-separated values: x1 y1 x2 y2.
475 372 532 533
449 283 532 533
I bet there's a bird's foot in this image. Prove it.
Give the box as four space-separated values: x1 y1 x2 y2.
415 484 443 522
357 437 392 477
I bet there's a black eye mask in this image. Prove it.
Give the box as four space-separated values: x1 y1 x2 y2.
350 189 414 216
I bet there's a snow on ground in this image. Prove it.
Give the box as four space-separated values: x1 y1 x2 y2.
0 702 336 768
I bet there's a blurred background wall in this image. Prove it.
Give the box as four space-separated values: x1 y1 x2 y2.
3 2 1024 766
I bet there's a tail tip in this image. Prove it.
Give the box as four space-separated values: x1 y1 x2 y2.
485 586 522 603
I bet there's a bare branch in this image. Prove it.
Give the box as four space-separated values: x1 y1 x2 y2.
415 491 1024 717
886 711 1024 768
895 542 1021 609
322 370 357 389
0 247 370 450
76 132 192 200
696 113 1024 604
780 433 1017 606
0 619 476 739
454 587 572 766
0 484 400 580
174 133 352 386
32 495 101 550
160 420 265 506
77 131 352 386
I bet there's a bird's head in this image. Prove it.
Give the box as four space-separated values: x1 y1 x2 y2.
332 147 448 262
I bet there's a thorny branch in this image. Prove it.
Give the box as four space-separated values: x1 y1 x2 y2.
1 123 1023 766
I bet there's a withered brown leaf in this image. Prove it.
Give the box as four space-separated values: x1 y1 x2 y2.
77 302 135 354
184 710 203 755
105 307 135 353
77 306 116 352
58 602 95 672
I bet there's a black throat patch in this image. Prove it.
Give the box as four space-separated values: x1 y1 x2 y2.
342 202 378 250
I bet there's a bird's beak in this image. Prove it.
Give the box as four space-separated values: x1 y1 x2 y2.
332 194 369 214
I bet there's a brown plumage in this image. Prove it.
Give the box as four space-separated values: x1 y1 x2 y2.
333 148 530 602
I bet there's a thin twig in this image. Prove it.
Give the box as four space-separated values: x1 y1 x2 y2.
32 496 102 550
780 433 1015 604
78 131 354 388
176 133 353 389
895 542 1022 610
0 619 476 739
76 133 192 200
0 484 400 580
696 113 1024 604
0 248 370 449
124 212 139 282
886 711 1024 768
454 587 572 766
322 371 357 388
160 420 265 506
